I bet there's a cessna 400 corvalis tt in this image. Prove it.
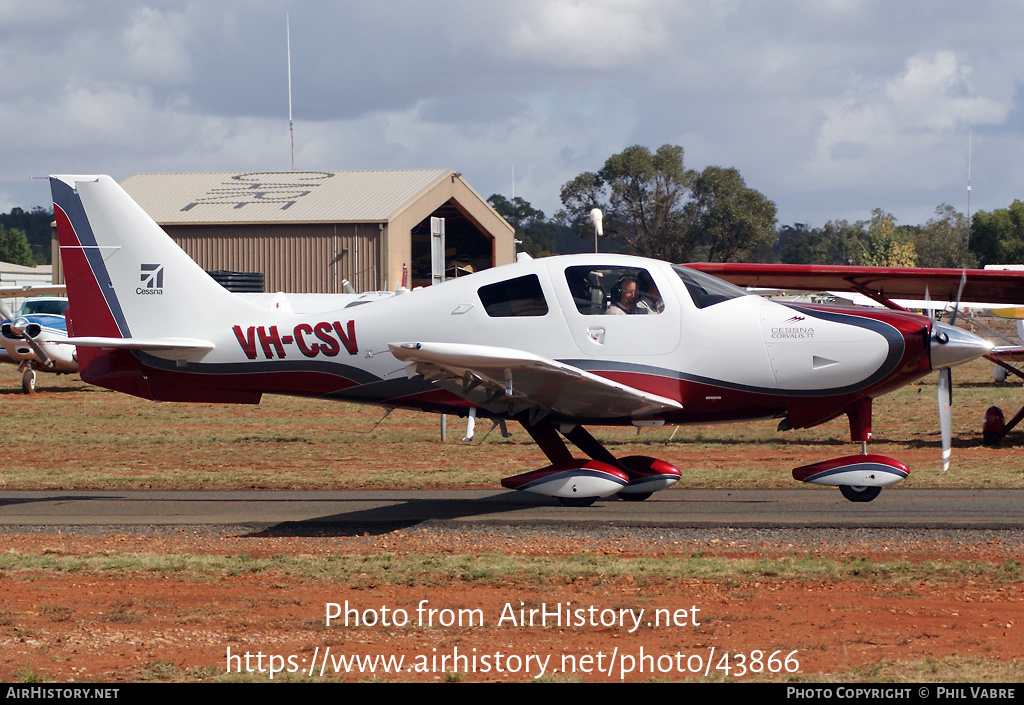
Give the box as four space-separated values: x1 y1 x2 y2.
50 175 993 505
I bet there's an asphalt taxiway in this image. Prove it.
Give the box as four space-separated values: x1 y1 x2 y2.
1 488 1021 533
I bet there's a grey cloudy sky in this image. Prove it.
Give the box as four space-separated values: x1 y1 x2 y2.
3 0 1023 233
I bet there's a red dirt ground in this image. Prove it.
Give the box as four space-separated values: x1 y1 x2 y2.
2 530 1021 683
1 365 1021 682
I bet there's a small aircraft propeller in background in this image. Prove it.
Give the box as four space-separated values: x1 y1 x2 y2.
0 301 53 369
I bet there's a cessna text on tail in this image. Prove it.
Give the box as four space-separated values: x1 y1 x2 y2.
50 175 993 505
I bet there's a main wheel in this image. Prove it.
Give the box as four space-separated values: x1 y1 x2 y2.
617 492 653 502
558 496 597 507
22 369 36 395
983 431 1003 448
839 485 881 503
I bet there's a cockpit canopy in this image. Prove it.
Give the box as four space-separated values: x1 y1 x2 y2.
17 298 69 317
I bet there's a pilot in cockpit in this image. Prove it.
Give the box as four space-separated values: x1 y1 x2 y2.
605 275 648 315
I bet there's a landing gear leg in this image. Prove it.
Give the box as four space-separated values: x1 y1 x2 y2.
518 421 603 507
520 421 679 503
502 420 679 505
838 399 882 503
561 425 662 502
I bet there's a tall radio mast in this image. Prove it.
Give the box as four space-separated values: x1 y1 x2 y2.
287 12 294 171
966 128 972 223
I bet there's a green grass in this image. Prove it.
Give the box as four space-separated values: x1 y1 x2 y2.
1 349 1023 490
1 550 1020 586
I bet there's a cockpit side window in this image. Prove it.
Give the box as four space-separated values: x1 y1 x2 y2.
671 264 748 309
477 274 549 317
564 266 663 315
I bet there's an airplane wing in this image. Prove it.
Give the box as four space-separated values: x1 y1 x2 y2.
685 263 1024 307
0 285 67 298
389 342 682 422
990 346 1024 363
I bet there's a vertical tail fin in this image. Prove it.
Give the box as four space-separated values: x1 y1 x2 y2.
50 175 263 403
50 175 252 342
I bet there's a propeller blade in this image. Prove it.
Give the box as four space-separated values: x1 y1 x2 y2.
924 284 936 321
938 367 952 472
947 269 967 327
21 333 53 368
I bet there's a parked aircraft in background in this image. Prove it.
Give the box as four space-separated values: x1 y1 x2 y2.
49 175 993 504
0 287 73 393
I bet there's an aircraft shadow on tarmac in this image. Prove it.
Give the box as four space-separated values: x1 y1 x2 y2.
241 490 786 538
0 494 121 508
245 492 586 537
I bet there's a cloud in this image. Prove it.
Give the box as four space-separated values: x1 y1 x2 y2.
3 2 1024 230
507 0 671 70
806 52 1013 191
122 6 193 84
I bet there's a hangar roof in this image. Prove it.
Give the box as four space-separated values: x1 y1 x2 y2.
120 169 467 224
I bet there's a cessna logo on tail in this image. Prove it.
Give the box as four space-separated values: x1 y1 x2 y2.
138 264 164 295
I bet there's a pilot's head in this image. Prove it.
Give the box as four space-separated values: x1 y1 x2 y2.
615 275 640 309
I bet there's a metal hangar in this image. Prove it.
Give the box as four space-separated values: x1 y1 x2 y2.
54 170 515 293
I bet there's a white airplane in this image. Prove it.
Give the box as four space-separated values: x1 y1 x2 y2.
0 287 74 392
49 175 994 504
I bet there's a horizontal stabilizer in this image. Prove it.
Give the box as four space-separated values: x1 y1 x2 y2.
389 341 681 421
61 337 214 354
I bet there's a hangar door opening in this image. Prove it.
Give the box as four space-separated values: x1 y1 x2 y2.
410 200 495 287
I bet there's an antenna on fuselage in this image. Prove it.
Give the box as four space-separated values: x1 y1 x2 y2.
511 164 522 257
589 208 603 253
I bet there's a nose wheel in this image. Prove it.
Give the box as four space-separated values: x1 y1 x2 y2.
839 485 881 502
558 496 598 508
21 368 36 394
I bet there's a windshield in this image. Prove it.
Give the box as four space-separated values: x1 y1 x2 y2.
672 265 749 309
17 299 69 316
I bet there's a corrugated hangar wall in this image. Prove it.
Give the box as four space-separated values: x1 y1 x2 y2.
164 223 382 294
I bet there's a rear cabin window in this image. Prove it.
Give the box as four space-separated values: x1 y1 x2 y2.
477 274 549 317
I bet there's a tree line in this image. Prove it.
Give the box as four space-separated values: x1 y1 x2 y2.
0 206 54 267
491 143 1022 269
2 152 1022 270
